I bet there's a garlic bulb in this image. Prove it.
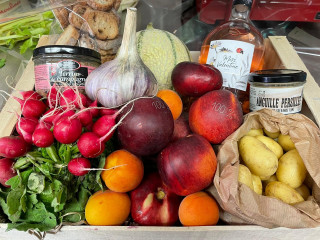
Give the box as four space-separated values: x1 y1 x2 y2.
85 7 158 108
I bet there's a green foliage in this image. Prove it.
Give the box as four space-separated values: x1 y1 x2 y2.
0 140 116 232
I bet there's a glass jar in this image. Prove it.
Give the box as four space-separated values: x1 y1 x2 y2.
249 69 307 114
33 45 101 95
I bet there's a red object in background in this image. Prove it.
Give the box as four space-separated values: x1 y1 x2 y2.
197 0 320 24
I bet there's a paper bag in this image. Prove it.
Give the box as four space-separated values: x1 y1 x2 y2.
208 108 320 228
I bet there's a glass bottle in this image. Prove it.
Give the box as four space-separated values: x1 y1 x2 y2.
199 4 265 114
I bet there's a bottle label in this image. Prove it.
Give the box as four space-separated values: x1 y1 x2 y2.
206 40 254 91
249 85 304 114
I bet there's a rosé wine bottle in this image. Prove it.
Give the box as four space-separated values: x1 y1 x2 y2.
199 4 265 114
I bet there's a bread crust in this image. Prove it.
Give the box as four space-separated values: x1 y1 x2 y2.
83 10 119 40
69 4 92 29
87 0 116 11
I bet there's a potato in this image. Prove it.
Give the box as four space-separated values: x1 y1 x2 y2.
265 181 304 205
239 136 278 179
262 174 278 189
278 134 295 152
276 149 307 188
246 128 264 137
263 128 280 139
255 135 283 159
238 164 254 190
295 184 310 201
252 174 262 195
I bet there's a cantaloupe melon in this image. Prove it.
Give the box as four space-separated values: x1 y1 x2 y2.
137 24 191 90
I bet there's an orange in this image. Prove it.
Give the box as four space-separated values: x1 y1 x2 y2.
157 89 183 120
85 190 131 225
178 191 219 226
101 149 144 193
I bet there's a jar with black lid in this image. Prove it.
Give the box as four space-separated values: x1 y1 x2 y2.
248 69 307 114
33 45 101 95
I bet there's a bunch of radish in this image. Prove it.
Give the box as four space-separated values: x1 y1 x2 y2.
0 86 127 182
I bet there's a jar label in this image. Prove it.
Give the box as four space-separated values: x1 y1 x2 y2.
249 85 304 114
34 62 96 91
206 40 254 91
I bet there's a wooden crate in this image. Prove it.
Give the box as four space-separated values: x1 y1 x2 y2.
0 36 320 239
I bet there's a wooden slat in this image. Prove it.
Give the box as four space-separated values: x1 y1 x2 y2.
0 36 50 138
268 36 320 126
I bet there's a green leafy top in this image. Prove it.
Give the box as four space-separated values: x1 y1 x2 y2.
0 140 114 232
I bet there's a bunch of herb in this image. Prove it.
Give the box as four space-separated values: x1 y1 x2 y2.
0 11 56 54
0 140 115 232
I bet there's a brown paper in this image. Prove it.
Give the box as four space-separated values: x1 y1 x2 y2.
208 108 320 228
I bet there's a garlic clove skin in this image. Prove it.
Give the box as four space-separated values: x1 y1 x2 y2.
85 7 158 108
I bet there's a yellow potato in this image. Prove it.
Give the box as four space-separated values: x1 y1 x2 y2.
262 174 278 189
276 149 307 188
252 174 262 195
238 164 254 190
295 184 310 201
263 128 280 139
246 128 264 137
239 136 278 179
278 134 296 152
255 135 283 159
265 181 304 205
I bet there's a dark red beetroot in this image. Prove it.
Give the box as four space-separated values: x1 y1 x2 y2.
130 172 181 226
189 89 243 144
0 136 29 158
68 157 91 176
117 97 174 156
0 158 17 187
158 134 217 196
171 62 223 97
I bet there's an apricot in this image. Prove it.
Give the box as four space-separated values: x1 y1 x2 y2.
85 190 131 226
178 191 219 226
101 149 144 193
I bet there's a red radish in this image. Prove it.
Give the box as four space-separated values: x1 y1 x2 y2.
60 88 76 107
32 122 54 148
15 116 38 144
52 109 75 125
100 108 117 116
68 157 91 176
85 95 93 107
77 132 105 158
47 85 59 108
73 93 87 109
77 110 93 126
0 136 29 158
0 158 17 187
92 114 117 142
53 117 83 144
35 121 53 131
77 105 132 158
88 100 99 118
14 97 47 119
42 108 64 124
20 91 42 100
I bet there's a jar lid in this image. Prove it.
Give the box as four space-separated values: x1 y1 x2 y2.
33 45 101 60
249 69 307 83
